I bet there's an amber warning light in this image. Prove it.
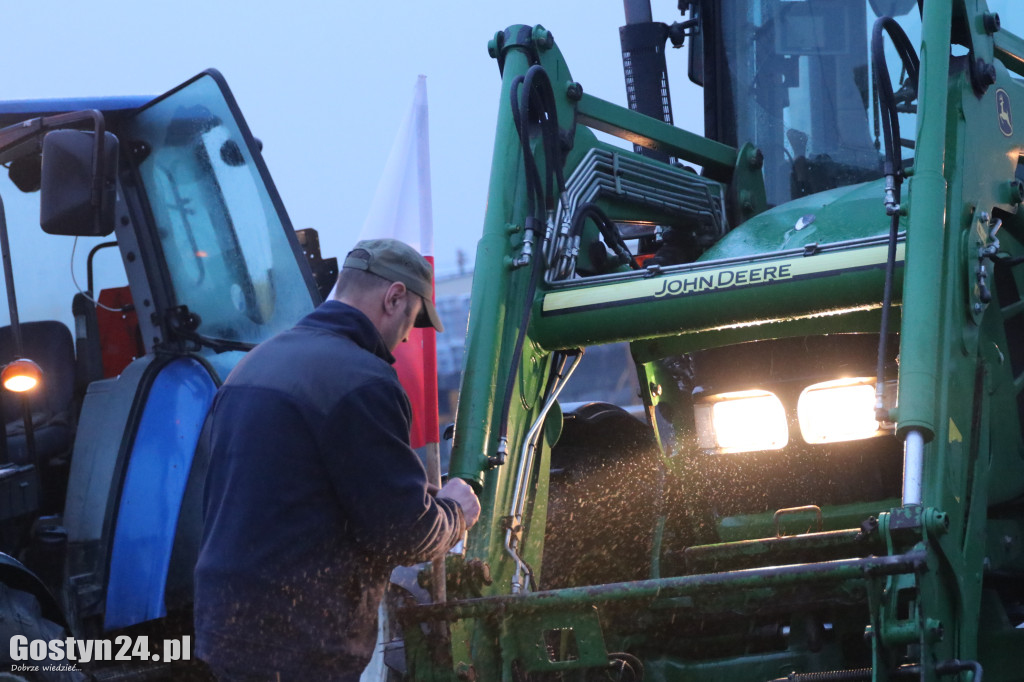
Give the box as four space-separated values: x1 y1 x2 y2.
1 358 42 393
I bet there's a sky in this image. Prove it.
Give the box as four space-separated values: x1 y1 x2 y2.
0 0 704 282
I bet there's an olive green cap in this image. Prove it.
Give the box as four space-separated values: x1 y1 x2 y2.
343 238 444 332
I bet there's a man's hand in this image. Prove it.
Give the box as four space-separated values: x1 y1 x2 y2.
437 478 481 529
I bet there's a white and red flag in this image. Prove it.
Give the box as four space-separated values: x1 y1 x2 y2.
358 80 450 679
359 75 440 454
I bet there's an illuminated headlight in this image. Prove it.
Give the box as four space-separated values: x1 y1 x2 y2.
797 377 889 444
694 390 789 454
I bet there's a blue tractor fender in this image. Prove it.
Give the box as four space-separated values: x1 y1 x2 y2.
103 356 217 630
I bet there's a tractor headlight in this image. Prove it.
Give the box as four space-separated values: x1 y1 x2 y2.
694 389 789 454
797 377 886 444
694 377 895 453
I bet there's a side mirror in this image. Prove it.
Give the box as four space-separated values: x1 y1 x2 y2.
40 129 119 237
687 8 704 86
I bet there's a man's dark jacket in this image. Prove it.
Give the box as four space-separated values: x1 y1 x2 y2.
194 300 464 677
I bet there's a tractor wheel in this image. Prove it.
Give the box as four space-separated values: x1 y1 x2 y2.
0 582 86 681
542 402 661 589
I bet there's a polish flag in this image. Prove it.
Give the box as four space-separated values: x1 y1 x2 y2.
359 75 439 454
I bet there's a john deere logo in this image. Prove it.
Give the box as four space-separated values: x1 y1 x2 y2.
997 89 1013 137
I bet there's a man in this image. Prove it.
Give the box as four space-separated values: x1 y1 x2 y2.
194 238 480 682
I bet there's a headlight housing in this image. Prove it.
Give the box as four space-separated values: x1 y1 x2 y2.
694 389 789 454
797 377 890 444
694 378 896 453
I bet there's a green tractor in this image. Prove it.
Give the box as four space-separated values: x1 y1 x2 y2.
392 0 1024 680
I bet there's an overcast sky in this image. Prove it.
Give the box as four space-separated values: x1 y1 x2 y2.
0 0 703 280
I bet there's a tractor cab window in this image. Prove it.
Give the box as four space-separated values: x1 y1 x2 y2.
125 72 316 348
712 0 920 206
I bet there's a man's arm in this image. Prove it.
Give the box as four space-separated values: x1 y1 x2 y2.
318 379 470 563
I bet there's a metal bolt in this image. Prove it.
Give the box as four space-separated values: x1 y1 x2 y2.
977 59 997 89
1010 179 1024 205
748 148 764 171
487 31 504 59
984 12 1001 35
456 663 478 681
649 382 662 397
925 618 944 642
467 559 493 588
740 190 754 211
924 509 950 536
533 25 554 50
974 302 983 314
566 81 583 101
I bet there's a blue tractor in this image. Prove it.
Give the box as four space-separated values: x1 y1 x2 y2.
0 71 333 680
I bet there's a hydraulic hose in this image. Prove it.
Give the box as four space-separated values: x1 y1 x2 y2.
495 233 547 464
870 16 919 420
495 64 568 464
872 17 919 179
522 65 567 207
505 350 583 592
569 202 638 272
509 75 541 221
510 65 567 219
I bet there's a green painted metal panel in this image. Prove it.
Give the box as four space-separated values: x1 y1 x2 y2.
534 242 904 350
575 92 737 180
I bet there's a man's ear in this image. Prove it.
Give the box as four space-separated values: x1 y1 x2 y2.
383 281 408 315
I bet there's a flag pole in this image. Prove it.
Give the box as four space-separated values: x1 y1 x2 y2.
415 76 447 606
359 73 447 682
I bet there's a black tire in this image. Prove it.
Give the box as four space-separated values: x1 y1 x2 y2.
0 582 86 681
542 403 661 589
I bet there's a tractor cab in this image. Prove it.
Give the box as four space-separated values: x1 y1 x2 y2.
698 0 921 205
0 70 328 671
